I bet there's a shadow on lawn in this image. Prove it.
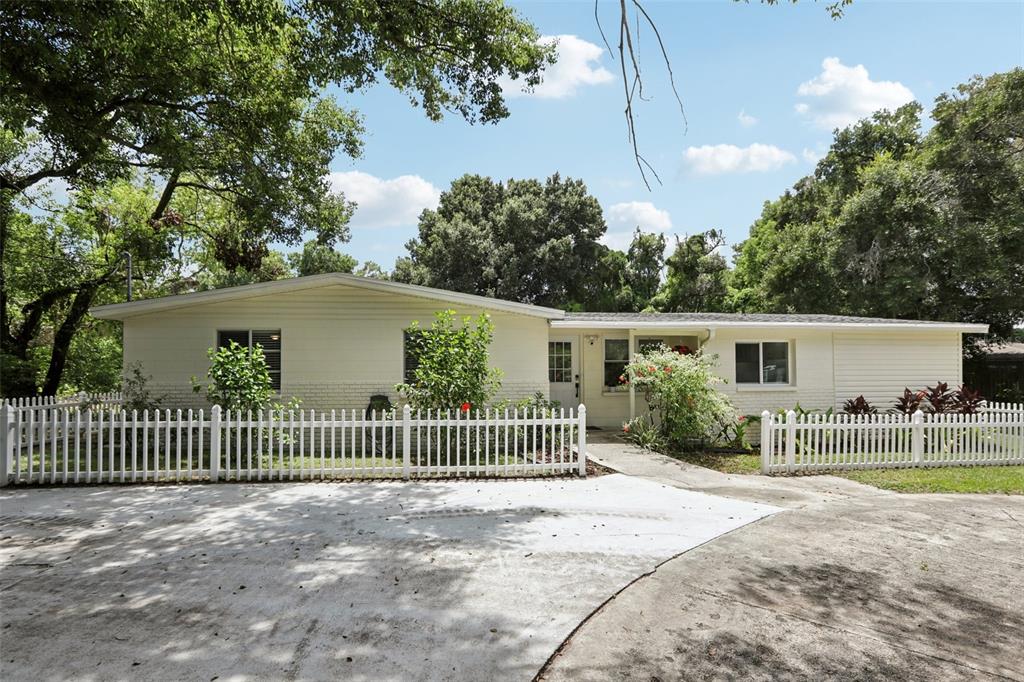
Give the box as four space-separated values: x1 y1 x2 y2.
0 480 563 680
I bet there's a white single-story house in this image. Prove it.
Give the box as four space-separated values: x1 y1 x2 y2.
90 273 988 429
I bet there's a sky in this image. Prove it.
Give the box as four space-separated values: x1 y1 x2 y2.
324 0 1024 269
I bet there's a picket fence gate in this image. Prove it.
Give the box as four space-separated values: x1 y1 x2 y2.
760 404 1024 473
0 404 587 486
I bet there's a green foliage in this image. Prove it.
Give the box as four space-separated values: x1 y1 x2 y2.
394 174 608 309
730 71 1024 342
121 362 164 413
395 310 503 412
493 391 561 415
1 0 549 396
288 240 358 276
623 346 736 450
622 415 665 451
194 341 273 412
652 230 730 312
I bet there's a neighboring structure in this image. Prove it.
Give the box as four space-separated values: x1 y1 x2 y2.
91 274 987 430
965 341 1024 403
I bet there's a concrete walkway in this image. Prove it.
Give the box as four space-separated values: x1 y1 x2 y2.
0 474 778 681
542 436 1024 681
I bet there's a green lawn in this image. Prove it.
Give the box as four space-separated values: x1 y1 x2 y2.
663 448 1023 495
837 466 1024 495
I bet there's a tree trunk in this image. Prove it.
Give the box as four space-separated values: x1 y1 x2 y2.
41 283 100 396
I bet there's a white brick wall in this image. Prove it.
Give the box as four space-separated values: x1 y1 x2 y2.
149 381 549 412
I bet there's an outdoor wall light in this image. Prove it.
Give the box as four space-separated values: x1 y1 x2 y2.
585 335 598 346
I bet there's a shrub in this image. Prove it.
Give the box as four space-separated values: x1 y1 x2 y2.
952 385 984 414
193 340 277 412
493 392 560 416
893 388 925 415
121 362 164 412
923 381 954 413
396 310 503 412
622 416 664 451
623 347 735 450
842 396 877 415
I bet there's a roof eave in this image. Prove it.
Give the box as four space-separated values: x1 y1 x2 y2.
550 320 990 332
89 273 565 320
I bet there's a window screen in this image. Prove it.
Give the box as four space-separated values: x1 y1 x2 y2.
604 339 630 388
403 331 422 384
762 341 789 384
735 343 760 384
548 342 572 383
735 341 790 385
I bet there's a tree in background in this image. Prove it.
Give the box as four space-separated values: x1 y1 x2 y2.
394 174 607 309
1 0 550 395
730 69 1023 341
288 241 358 277
652 230 730 313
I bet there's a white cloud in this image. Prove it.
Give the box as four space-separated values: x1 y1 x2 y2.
737 110 758 127
503 35 613 99
328 171 441 228
795 57 915 129
683 143 796 175
802 147 824 164
602 201 672 250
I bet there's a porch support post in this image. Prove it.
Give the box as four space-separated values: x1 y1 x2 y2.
628 328 636 420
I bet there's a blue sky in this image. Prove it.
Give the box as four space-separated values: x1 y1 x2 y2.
325 0 1024 269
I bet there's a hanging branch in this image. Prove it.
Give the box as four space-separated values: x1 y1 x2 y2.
597 0 688 191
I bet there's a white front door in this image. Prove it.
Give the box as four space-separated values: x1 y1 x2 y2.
548 337 580 410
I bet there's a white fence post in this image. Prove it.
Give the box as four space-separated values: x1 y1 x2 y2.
0 404 13 487
577 404 587 477
911 409 924 465
760 410 771 474
402 404 411 479
209 405 221 481
785 410 797 473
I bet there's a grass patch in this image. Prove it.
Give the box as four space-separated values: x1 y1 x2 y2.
666 449 761 475
838 466 1024 495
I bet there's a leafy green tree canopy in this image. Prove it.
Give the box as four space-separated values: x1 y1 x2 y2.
394 173 607 308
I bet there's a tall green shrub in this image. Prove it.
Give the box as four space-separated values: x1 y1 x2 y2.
623 346 735 449
396 310 503 412
193 341 273 412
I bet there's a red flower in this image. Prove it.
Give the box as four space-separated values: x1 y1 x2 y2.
618 374 627 383
663 366 672 373
460 402 471 413
622 424 631 433
738 415 746 422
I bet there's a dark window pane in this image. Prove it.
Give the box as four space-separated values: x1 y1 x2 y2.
736 343 760 384
218 330 249 350
763 342 789 384
605 339 629 362
404 331 422 383
604 362 628 388
268 371 281 392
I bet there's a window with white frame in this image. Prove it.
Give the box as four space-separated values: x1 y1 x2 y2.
217 330 282 391
736 341 790 385
604 339 630 389
548 341 572 383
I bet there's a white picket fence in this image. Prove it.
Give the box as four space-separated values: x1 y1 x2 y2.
1 392 122 409
0 404 587 485
760 404 1024 473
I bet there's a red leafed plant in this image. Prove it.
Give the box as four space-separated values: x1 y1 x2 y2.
893 388 926 415
952 385 984 414
923 381 954 414
842 395 877 415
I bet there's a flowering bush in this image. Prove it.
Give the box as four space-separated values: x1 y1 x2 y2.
622 347 735 450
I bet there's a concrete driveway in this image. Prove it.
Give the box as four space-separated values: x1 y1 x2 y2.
0 474 777 681
541 439 1024 681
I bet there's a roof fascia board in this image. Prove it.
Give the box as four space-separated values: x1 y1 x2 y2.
90 273 564 320
550 320 989 332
